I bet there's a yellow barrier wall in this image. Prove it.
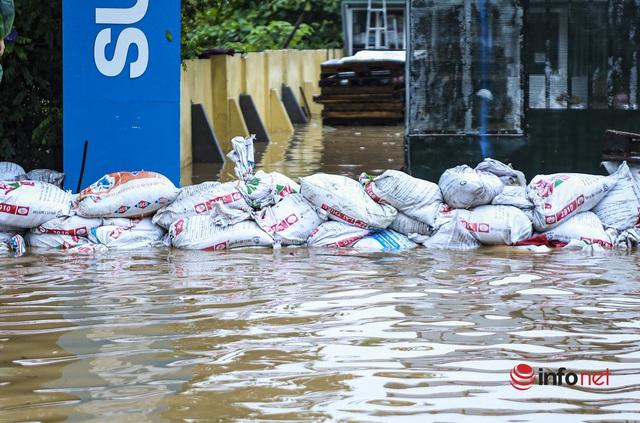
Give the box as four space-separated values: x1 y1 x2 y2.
180 65 193 186
180 48 343 180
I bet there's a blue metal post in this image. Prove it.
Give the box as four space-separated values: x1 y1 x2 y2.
63 0 182 191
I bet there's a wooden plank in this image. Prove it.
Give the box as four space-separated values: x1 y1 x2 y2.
319 85 402 96
323 117 403 126
319 76 404 88
322 110 404 119
321 61 405 75
321 102 404 112
602 129 640 161
320 69 403 79
314 92 404 102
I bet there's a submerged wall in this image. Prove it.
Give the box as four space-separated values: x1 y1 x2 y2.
180 49 343 185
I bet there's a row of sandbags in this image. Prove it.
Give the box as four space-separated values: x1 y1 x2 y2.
0 162 65 187
2 135 640 255
0 170 179 255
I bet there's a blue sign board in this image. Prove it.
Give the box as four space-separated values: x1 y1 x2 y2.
63 0 181 191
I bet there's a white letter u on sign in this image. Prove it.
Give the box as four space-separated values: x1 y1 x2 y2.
96 0 149 25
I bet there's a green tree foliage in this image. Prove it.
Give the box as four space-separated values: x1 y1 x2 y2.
0 1 343 169
182 0 343 58
0 0 62 170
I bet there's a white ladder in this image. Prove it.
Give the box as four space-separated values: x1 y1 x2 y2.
365 0 389 50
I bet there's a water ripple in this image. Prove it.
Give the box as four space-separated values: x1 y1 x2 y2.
1 248 640 421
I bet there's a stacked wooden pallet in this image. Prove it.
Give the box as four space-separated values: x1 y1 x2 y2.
314 59 405 125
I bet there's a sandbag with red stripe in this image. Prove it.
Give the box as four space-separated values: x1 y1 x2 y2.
359 170 442 227
527 172 617 232
0 181 72 229
169 216 273 250
255 194 325 245
516 212 613 248
153 181 252 229
307 221 371 248
300 173 397 230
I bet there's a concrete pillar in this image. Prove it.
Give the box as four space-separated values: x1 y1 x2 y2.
180 66 193 186
228 98 250 152
269 89 294 137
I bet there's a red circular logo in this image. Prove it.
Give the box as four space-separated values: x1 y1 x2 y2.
510 363 535 391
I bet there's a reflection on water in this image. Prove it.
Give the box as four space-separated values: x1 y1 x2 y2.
190 118 405 184
1 248 640 421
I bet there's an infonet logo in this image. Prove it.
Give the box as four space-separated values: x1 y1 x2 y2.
510 363 611 390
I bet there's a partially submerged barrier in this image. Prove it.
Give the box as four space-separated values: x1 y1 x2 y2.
180 49 343 184
3 135 640 256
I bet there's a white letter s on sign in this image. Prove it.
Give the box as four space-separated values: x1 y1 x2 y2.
94 28 149 79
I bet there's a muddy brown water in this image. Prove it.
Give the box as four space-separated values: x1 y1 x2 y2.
2 122 640 422
189 119 405 184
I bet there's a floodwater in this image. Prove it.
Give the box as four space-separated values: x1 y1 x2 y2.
190 119 405 184
2 122 640 422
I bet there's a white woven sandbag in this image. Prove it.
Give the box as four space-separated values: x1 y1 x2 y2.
527 172 617 232
226 136 299 208
300 173 397 230
0 181 72 228
76 171 178 218
0 162 26 180
475 158 526 186
255 194 325 245
360 170 442 226
239 170 300 209
421 210 481 250
491 186 534 210
152 181 252 229
613 227 640 249
353 229 418 251
34 215 102 238
389 213 433 236
90 217 165 249
170 217 273 250
227 135 256 181
439 165 504 209
26 232 90 249
65 244 108 255
516 212 613 248
603 161 640 188
465 205 532 245
307 221 371 248
592 162 640 231
25 169 65 187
